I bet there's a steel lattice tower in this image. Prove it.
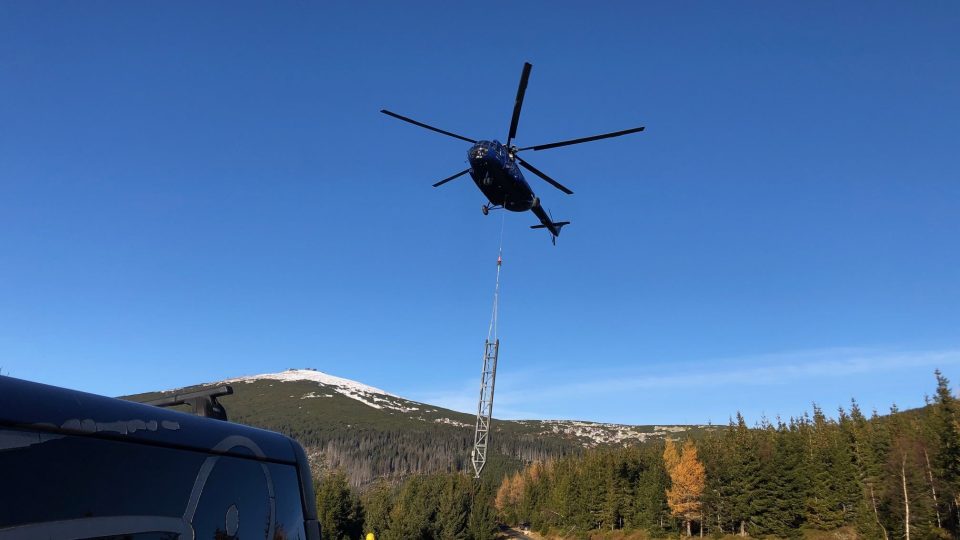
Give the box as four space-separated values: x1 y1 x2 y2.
472 251 502 478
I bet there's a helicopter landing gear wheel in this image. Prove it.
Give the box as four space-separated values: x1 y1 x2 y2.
532 196 541 208
482 203 503 215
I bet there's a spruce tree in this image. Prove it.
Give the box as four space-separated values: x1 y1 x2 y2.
698 430 730 536
315 470 363 540
882 405 939 540
933 370 960 534
600 455 632 531
834 407 864 525
753 420 804 538
524 461 552 530
361 480 394 540
727 413 760 536
804 405 848 530
437 474 471 540
467 482 498 540
848 400 890 539
633 444 671 534
386 475 438 539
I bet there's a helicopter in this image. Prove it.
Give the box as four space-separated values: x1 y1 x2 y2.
381 62 645 244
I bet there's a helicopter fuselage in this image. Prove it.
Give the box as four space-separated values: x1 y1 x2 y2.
467 140 535 212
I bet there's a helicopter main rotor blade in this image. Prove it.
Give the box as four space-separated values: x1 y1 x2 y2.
506 62 533 148
432 168 471 188
518 126 645 152
515 156 574 195
381 109 477 144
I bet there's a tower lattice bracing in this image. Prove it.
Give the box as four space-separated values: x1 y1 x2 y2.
472 251 502 478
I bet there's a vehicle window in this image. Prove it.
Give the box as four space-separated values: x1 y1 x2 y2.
0 427 203 529
190 454 273 539
0 427 307 540
267 463 308 540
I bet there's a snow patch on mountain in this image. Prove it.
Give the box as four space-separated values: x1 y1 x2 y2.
225 368 396 396
433 417 471 428
222 369 424 413
300 392 333 399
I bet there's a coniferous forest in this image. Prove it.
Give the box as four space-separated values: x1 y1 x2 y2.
315 371 960 539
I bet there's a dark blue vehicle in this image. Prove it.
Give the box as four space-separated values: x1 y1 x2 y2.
381 62 645 244
0 376 321 540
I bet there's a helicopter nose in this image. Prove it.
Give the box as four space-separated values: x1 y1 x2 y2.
469 145 487 160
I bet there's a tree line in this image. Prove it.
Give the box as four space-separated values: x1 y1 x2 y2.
312 371 960 538
494 371 960 538
315 470 499 540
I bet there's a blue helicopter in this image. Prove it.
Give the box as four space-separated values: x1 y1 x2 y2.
382 62 644 244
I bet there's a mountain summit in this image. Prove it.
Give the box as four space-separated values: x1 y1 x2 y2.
223 368 415 412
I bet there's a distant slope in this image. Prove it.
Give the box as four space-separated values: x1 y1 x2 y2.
124 368 715 487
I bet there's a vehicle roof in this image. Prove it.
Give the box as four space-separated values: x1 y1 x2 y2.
0 376 297 463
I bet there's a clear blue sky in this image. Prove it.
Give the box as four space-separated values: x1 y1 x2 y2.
2 2 958 425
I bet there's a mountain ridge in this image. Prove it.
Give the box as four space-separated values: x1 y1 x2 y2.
125 368 717 486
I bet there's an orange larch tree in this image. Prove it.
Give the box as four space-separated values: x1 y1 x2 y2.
665 439 707 536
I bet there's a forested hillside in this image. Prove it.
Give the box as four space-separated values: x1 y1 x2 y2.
492 370 960 538
127 369 960 538
311 371 960 539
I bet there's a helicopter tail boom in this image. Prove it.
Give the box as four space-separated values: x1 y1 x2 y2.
530 204 570 244
529 221 570 230
530 220 569 245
